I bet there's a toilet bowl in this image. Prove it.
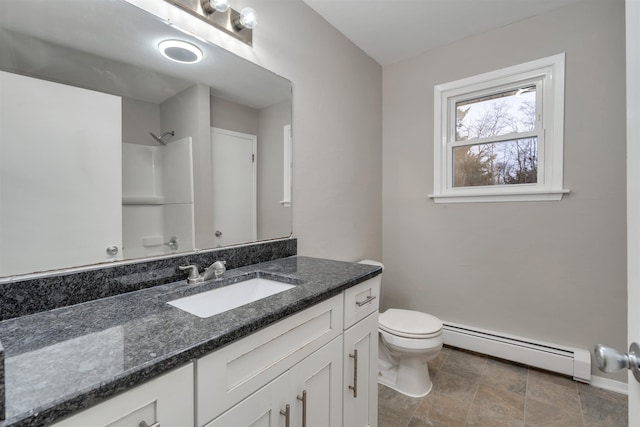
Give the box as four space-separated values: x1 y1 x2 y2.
359 260 443 398
378 308 443 397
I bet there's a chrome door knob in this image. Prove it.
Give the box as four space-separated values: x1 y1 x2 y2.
594 342 640 382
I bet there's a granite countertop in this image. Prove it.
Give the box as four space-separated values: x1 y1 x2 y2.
0 256 382 427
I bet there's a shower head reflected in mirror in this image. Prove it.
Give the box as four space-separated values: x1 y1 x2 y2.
149 131 175 146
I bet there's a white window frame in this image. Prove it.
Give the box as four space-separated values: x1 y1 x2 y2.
429 53 569 203
280 124 292 207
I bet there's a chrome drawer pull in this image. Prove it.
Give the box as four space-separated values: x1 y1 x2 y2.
280 403 291 427
297 390 307 427
349 349 358 398
356 295 376 307
139 422 160 427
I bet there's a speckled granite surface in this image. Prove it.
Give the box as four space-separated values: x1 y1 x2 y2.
0 340 4 421
0 256 381 427
0 238 297 321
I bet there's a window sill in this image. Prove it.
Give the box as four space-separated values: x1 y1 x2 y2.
428 188 570 204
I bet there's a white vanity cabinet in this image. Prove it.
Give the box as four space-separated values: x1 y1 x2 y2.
49 363 194 427
343 277 381 427
46 274 381 427
206 337 343 427
197 295 344 426
202 277 381 427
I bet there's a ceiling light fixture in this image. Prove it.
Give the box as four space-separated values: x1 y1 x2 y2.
163 0 258 45
158 40 203 64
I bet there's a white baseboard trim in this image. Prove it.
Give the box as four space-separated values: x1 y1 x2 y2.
589 375 628 395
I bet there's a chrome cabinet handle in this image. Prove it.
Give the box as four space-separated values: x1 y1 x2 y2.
139 422 160 427
280 403 291 427
297 390 307 427
349 349 358 397
356 295 376 307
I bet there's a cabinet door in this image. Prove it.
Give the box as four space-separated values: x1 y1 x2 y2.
50 363 193 427
289 337 343 427
0 70 122 277
344 312 379 427
206 372 290 427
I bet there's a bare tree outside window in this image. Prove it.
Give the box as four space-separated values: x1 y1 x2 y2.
452 87 538 187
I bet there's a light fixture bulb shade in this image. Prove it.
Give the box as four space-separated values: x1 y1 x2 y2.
158 40 203 64
239 7 257 29
210 0 229 12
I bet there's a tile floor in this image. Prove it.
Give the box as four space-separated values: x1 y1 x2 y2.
378 346 628 427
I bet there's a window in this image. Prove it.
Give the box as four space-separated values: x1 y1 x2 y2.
430 54 569 203
281 124 292 207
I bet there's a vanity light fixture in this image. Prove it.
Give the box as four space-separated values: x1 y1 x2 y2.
235 7 257 30
163 0 257 45
202 0 229 13
158 39 203 64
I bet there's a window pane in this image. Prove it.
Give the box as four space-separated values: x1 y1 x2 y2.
453 138 537 187
455 86 536 141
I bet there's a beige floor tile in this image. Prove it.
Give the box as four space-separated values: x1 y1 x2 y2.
524 397 583 427
466 404 525 427
579 389 628 426
528 368 577 389
378 384 422 427
407 390 471 427
440 348 488 380
471 383 525 420
431 370 480 402
481 358 528 395
526 370 581 413
577 382 628 406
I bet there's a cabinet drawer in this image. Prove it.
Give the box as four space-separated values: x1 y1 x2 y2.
50 363 194 427
343 277 380 329
196 294 343 426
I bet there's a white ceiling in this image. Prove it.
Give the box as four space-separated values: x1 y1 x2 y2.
302 0 586 65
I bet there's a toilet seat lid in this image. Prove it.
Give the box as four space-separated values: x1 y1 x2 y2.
379 309 443 337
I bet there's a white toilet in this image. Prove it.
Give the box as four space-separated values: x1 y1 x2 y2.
359 260 444 398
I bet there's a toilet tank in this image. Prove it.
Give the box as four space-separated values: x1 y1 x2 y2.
358 259 383 288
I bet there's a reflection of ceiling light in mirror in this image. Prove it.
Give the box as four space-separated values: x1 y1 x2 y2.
158 40 203 64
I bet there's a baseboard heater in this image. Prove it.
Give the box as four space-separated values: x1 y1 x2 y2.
442 322 591 383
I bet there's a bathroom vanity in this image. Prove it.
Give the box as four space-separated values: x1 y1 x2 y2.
0 256 381 427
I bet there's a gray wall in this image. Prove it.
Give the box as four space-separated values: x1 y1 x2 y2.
258 99 292 240
121 97 161 146
382 0 626 380
196 0 383 262
210 96 259 136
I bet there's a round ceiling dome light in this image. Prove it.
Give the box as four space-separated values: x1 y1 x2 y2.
158 40 203 64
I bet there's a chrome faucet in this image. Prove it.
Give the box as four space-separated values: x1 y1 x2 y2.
203 260 226 280
179 260 226 284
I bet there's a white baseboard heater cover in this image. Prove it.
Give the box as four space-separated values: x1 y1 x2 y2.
442 322 591 383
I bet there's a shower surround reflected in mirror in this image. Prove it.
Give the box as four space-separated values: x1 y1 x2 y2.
0 0 292 278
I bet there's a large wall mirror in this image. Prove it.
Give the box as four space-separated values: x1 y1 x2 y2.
0 0 293 278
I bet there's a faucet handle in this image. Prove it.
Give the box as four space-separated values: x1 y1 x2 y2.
211 260 226 278
179 264 200 280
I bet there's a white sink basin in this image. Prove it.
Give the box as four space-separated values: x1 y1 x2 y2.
168 277 296 318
